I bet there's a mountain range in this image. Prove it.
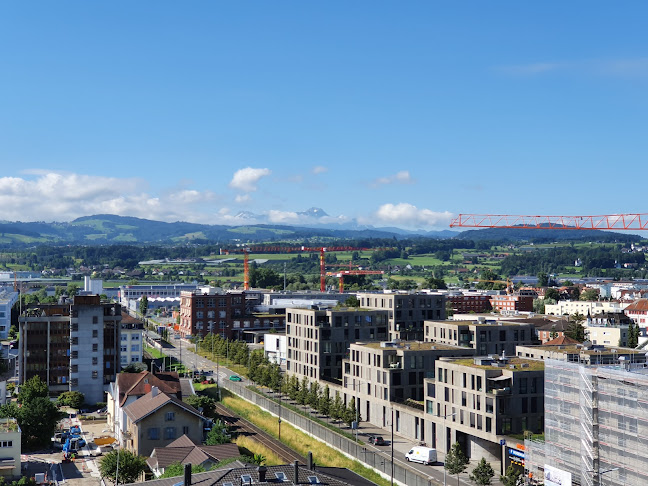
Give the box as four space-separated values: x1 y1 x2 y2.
0 210 639 246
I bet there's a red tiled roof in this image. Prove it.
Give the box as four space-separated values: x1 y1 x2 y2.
543 335 581 346
117 371 182 406
625 299 648 312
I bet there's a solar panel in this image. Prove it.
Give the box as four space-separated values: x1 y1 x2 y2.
308 476 320 484
275 471 287 481
223 483 234 486
241 475 253 484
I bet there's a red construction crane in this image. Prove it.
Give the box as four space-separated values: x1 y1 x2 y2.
221 246 375 291
450 213 648 231
326 270 385 293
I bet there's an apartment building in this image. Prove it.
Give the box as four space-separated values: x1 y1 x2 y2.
341 341 474 434
18 295 121 404
179 286 284 340
544 300 628 316
119 283 197 308
525 359 648 486
424 319 536 356
120 313 144 368
515 342 647 365
356 291 445 340
0 419 21 478
285 307 389 381
426 356 544 462
445 292 493 314
0 290 18 341
623 298 648 328
489 294 533 313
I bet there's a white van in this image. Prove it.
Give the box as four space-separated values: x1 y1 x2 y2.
405 446 437 465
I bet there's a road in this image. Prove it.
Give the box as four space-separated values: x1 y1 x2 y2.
151 331 504 486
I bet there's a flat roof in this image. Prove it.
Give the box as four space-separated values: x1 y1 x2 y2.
445 357 545 371
427 320 532 327
358 341 470 351
520 344 646 356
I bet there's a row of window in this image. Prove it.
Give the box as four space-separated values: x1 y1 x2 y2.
147 426 189 440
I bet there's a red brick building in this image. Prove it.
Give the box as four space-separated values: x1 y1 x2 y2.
489 294 534 313
447 292 493 313
179 287 284 341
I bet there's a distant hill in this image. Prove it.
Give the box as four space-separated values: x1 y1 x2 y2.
0 214 640 247
455 226 642 242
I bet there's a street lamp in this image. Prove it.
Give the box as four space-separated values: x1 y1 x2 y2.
439 411 457 486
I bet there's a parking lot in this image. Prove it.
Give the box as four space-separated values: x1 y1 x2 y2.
23 416 114 486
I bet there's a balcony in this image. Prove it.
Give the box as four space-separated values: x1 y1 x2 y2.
388 362 402 369
488 387 511 396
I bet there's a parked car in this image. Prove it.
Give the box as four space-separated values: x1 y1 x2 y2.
369 435 386 446
229 375 242 382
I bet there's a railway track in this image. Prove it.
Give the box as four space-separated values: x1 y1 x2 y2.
215 403 307 465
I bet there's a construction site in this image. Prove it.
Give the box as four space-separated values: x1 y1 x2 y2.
525 358 648 486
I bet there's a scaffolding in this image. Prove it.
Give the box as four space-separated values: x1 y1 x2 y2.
526 359 648 486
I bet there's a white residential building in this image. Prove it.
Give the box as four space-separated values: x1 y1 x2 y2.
544 300 628 316
0 291 18 341
264 334 286 365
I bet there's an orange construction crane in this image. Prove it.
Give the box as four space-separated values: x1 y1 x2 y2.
221 246 376 291
450 213 648 231
326 270 384 293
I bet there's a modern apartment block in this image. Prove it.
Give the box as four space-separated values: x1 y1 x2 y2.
0 290 18 341
515 342 647 365
356 291 445 341
120 313 144 368
341 341 475 430
18 295 121 404
285 307 389 381
525 359 648 486
179 286 284 340
424 319 537 356
427 356 544 462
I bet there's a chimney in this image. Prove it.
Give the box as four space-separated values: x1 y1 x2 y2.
294 460 299 484
151 386 158 397
257 465 267 482
308 452 314 470
183 463 191 486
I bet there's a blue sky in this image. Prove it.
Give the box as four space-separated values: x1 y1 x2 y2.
1 2 648 230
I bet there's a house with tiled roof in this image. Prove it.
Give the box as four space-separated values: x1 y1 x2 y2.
124 461 378 486
542 335 581 346
122 387 208 457
107 371 184 441
147 435 240 477
624 298 648 330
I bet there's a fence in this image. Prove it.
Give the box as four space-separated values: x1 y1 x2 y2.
219 379 438 486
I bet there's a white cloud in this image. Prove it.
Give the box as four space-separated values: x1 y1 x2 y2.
0 171 219 223
235 194 251 204
267 210 301 224
229 167 271 192
371 170 414 187
373 203 453 228
312 166 328 175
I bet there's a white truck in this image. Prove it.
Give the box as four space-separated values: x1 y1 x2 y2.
405 446 437 465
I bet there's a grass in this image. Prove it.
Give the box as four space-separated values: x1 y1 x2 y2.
233 436 284 466
144 345 166 359
221 391 392 486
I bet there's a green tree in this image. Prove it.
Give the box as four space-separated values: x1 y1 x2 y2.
307 382 320 410
205 419 232 445
251 454 266 465
627 321 640 348
425 277 447 290
580 288 599 301
345 397 361 426
184 395 217 417
66 283 80 297
56 391 85 410
469 458 495 486
331 392 344 422
537 272 549 287
7 397 65 448
296 377 309 406
99 449 148 484
18 375 48 405
344 296 360 307
444 442 469 486
160 462 206 478
566 313 587 342
545 288 560 301
318 385 331 417
532 299 545 314
549 325 558 340
500 465 524 486
140 295 148 316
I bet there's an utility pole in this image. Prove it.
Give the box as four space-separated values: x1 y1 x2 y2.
391 408 394 486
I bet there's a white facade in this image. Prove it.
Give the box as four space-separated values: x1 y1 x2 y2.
544 300 628 316
0 291 18 341
263 334 286 365
84 277 104 295
120 327 143 368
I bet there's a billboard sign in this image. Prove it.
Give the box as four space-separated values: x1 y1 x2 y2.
544 465 572 486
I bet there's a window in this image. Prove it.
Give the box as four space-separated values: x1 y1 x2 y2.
121 345 127 352
92 370 98 379
93 330 98 338
0 441 13 448
182 426 189 435
165 427 176 440
131 345 140 352
93 357 98 365
121 335 128 341
166 412 175 421
93 316 98 324
92 343 98 352
148 427 160 440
